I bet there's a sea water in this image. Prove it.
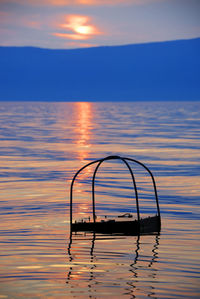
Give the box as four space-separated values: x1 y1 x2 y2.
0 101 199 298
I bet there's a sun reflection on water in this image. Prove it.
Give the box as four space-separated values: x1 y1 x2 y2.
74 102 93 162
72 102 95 218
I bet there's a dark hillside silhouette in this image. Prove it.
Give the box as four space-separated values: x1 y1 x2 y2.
0 38 199 101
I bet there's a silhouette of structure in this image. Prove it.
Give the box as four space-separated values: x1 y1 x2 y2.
70 155 161 235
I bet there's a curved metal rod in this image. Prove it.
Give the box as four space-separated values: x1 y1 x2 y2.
70 159 102 230
124 157 160 219
92 155 140 223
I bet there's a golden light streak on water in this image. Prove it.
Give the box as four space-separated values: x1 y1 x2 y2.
74 102 93 162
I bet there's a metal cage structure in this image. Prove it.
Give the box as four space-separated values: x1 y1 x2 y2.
70 155 161 235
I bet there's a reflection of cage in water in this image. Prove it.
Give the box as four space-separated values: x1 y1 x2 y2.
66 232 160 297
70 155 161 235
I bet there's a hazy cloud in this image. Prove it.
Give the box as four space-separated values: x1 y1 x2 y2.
0 0 163 7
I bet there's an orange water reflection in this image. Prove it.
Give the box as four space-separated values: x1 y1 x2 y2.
72 102 94 218
65 217 200 298
74 102 93 162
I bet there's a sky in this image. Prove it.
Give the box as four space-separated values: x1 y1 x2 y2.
0 0 200 49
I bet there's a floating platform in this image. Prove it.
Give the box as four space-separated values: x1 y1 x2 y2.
72 215 160 235
70 155 161 235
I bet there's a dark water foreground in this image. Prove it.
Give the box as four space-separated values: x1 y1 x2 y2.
0 101 199 298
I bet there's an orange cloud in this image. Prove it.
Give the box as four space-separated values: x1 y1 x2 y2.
0 10 42 29
53 32 89 40
79 0 161 4
75 0 132 4
53 14 101 40
2 0 160 6
63 41 95 48
0 11 12 24
25 20 41 29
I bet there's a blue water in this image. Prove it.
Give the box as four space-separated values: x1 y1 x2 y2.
0 101 200 298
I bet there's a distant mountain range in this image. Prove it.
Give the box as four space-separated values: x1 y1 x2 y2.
0 38 199 101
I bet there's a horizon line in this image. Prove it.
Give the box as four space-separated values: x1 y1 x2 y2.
0 36 199 51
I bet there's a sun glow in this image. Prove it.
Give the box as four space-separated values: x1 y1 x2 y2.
54 14 101 40
75 25 93 35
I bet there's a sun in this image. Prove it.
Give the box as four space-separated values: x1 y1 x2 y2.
57 15 101 40
74 25 94 35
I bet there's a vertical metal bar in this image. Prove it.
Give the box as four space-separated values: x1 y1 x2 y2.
125 157 161 221
92 155 140 223
70 159 101 231
121 158 140 223
92 160 103 223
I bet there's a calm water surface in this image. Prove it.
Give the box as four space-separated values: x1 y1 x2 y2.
0 101 200 298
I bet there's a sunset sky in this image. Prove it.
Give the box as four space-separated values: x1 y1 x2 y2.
0 0 200 49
